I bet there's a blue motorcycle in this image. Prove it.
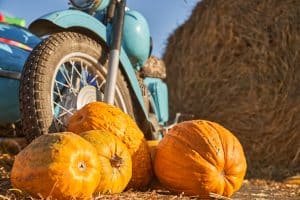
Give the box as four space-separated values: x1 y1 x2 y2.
0 0 169 141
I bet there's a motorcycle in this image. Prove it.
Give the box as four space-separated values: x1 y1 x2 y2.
0 0 169 141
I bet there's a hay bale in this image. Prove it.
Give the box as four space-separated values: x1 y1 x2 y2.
164 0 300 179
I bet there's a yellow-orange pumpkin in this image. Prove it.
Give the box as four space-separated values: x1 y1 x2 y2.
80 130 132 194
154 120 247 197
11 132 101 199
67 102 152 189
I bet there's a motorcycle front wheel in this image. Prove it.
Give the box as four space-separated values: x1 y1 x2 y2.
20 32 136 142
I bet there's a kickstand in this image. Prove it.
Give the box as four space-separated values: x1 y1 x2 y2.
163 113 195 134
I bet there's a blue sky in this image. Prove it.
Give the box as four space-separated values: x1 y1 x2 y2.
0 0 198 57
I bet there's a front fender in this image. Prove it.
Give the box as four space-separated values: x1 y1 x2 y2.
29 10 108 41
29 10 148 117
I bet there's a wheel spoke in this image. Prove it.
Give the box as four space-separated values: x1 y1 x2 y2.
71 61 85 86
59 64 72 86
89 74 99 84
70 64 74 86
54 82 63 102
81 62 88 86
54 117 64 125
63 64 72 83
96 79 106 91
59 62 80 95
53 116 66 131
53 101 74 115
55 80 70 88
58 108 74 118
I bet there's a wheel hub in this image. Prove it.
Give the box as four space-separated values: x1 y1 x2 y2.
77 85 98 110
54 84 102 129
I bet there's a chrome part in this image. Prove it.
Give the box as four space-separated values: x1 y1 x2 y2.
69 0 104 12
0 69 21 80
148 113 163 140
163 113 195 133
69 0 96 9
104 50 120 105
77 85 97 110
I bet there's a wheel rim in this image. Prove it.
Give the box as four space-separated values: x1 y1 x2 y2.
51 52 128 131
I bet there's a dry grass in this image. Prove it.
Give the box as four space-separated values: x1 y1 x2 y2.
164 0 300 180
1 151 300 199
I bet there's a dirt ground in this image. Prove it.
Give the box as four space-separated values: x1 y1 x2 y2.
1 152 299 200
233 180 300 200
1 180 299 200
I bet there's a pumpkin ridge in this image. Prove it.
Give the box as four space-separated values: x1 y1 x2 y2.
200 121 223 145
216 124 247 176
167 133 217 170
177 122 223 168
223 175 235 196
160 133 218 179
207 121 228 173
211 124 247 193
194 122 222 147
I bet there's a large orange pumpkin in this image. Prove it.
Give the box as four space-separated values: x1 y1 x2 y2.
80 130 132 194
11 132 101 199
67 102 152 189
154 120 247 197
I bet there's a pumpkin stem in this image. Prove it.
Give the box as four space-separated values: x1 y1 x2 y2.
220 170 225 177
78 161 87 172
110 155 123 168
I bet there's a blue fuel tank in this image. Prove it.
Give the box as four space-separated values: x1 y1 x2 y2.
122 9 151 69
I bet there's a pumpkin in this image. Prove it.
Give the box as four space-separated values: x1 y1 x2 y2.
80 130 132 194
11 132 101 199
284 175 300 185
147 140 159 164
154 120 247 197
146 140 165 190
67 102 153 189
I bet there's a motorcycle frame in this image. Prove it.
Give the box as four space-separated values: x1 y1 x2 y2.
104 0 126 105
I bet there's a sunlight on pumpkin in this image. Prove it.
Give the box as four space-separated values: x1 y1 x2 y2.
68 150 100 182
154 120 247 197
67 102 153 189
80 130 132 194
11 133 101 199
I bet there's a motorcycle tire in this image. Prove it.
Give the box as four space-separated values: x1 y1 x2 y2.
20 31 136 142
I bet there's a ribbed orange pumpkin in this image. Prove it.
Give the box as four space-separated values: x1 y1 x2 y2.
80 130 132 194
154 120 247 197
67 102 152 189
11 132 101 199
